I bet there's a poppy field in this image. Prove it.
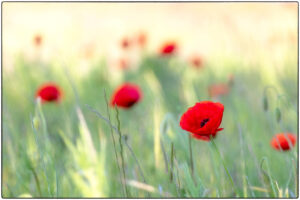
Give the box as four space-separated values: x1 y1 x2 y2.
2 3 298 198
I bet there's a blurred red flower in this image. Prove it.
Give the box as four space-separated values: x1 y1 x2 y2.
208 84 230 98
271 133 296 151
111 83 142 109
36 83 62 103
160 42 177 56
180 101 224 141
34 34 42 47
118 58 129 70
121 37 131 49
137 32 147 47
80 43 95 59
190 56 203 68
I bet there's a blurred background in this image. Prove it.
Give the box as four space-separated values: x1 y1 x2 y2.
3 3 297 69
2 2 298 198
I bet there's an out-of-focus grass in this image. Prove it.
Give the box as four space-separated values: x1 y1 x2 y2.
2 37 297 197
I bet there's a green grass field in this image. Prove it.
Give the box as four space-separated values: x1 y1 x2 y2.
2 31 298 197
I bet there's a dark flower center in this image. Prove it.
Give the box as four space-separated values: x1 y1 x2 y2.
200 118 209 128
125 99 136 107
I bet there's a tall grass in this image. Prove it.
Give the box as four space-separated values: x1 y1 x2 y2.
2 44 297 197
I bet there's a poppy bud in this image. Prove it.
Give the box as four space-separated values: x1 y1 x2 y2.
263 96 268 111
275 107 281 123
33 117 40 130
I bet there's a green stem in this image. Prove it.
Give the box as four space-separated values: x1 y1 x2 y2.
85 104 147 185
188 135 194 178
170 142 174 182
210 136 239 197
32 102 52 196
208 142 222 196
173 157 181 197
115 107 129 197
104 90 124 196
37 98 48 138
30 166 42 197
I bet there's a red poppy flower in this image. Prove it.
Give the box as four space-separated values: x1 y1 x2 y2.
34 34 42 47
118 58 129 70
137 32 147 47
190 56 203 68
208 84 230 98
160 42 177 56
80 43 95 59
121 37 131 49
36 83 62 103
111 83 142 109
180 101 224 141
271 133 296 151
191 131 219 141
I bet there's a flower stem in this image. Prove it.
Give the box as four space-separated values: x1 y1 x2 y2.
85 104 147 184
210 136 239 197
29 165 42 197
170 142 174 182
188 135 194 177
104 89 124 197
115 107 129 197
188 135 197 185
